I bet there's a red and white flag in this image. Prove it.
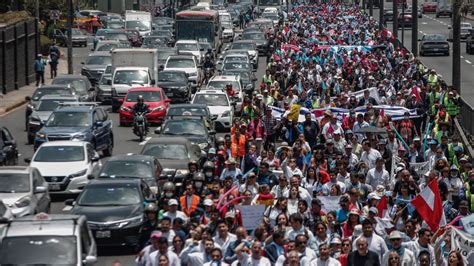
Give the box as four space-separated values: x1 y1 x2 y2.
410 179 446 231
377 195 388 218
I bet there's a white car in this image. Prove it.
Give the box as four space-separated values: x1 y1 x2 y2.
175 40 203 63
192 89 233 130
263 7 278 13
207 75 244 114
0 166 51 217
28 141 102 194
164 55 201 89
221 21 235 42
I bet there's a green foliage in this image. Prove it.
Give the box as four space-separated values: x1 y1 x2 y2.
39 34 52 55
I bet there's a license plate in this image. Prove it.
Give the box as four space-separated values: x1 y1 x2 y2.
49 184 61 191
96 230 111 238
433 48 439 51
166 92 173 97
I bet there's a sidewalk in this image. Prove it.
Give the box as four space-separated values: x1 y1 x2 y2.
0 57 68 115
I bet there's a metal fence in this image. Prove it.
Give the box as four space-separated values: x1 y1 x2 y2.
0 18 38 94
459 98 474 137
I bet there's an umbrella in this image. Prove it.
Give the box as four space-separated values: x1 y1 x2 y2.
354 126 388 135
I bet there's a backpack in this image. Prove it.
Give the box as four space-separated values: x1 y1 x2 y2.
50 51 59 63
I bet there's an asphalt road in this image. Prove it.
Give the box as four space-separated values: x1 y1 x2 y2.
373 5 474 106
0 41 268 265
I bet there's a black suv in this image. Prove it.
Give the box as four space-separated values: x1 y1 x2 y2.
34 103 114 156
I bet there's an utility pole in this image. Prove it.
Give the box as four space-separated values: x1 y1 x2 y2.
67 0 73 74
35 0 39 20
393 0 398 49
369 0 373 16
379 0 384 30
401 3 405 46
411 0 418 56
452 0 462 93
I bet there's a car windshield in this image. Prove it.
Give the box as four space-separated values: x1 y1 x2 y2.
107 21 124 29
0 236 77 265
208 80 240 91
222 22 233 29
162 120 207 136
100 75 111 85
158 72 187 82
100 160 153 178
243 33 264 40
32 88 72 101
0 173 30 193
231 43 255 50
71 29 83 35
226 71 250 80
113 70 149 85
176 43 199 51
126 20 151 31
78 185 141 206
45 111 90 127
167 107 208 116
143 144 189 160
223 62 250 70
142 37 166 47
37 99 73 111
424 34 445 41
225 56 247 62
34 146 85 162
166 58 195 68
126 91 162 102
97 43 119 51
193 94 229 106
52 79 88 93
104 33 129 41
86 55 112 65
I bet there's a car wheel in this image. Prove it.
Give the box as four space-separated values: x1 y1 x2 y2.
103 136 113 157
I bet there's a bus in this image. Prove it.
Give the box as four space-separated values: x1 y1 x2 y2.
175 10 222 53
256 0 286 12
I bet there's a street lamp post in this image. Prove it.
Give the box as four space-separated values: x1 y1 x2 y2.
369 0 373 16
379 0 384 30
401 2 405 46
67 0 73 74
393 0 399 49
412 0 418 57
452 0 462 93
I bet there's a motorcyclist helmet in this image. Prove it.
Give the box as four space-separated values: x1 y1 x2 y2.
193 172 206 189
144 202 158 213
203 161 215 171
216 136 225 146
137 95 144 104
163 182 176 198
226 83 233 89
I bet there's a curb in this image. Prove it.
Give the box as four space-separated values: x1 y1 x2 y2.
0 99 27 115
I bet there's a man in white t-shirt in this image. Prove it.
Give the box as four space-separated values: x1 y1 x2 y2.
352 219 388 263
309 243 341 266
163 199 188 223
366 157 390 189
145 236 180 266
234 241 271 266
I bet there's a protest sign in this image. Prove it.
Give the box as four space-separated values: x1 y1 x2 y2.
236 204 266 230
461 214 474 236
288 104 301 122
319 196 341 213
410 161 430 177
451 227 474 265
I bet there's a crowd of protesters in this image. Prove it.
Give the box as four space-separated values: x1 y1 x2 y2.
134 1 471 266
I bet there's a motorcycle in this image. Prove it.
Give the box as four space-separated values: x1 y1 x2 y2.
204 67 213 85
133 111 148 142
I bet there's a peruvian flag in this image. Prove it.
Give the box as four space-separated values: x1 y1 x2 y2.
377 195 388 218
411 86 422 103
383 29 395 41
410 179 447 231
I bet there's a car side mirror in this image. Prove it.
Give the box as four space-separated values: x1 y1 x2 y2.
418 38 421 41
165 99 171 104
87 174 95 180
88 87 96 91
64 199 75 206
25 96 31 101
95 121 104 127
107 79 112 85
81 62 85 65
34 186 47 193
4 140 13 146
159 65 164 71
150 79 156 85
24 158 31 164
90 48 95 51
83 255 98 265
154 127 161 134
91 155 100 162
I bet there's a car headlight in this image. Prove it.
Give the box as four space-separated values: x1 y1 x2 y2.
27 104 36 110
198 142 209 150
110 215 144 229
120 106 132 112
69 169 88 178
15 196 31 208
71 134 87 140
222 110 231 117
152 106 165 112
175 169 189 177
179 86 188 92
36 133 46 139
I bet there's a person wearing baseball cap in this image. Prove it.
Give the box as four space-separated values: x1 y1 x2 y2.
163 199 188 223
382 230 416 265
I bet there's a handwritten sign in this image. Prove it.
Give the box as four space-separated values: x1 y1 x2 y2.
319 196 341 213
287 104 301 122
236 204 266 230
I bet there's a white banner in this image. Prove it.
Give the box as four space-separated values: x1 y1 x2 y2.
461 214 474 236
410 161 430 177
319 196 341 213
451 227 474 264
236 204 266 230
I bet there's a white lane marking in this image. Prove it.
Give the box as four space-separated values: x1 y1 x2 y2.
62 206 73 212
139 136 152 145
420 31 424 34
461 56 464 59
422 22 428 25
466 60 472 64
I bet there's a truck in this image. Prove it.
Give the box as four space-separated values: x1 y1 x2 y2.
109 48 159 112
436 0 452 17
125 10 153 36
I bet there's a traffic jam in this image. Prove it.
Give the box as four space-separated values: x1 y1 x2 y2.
0 0 471 265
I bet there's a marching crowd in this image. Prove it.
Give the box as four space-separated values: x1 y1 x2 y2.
134 2 470 266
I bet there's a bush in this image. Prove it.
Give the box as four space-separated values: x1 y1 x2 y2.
39 35 53 55
0 11 31 25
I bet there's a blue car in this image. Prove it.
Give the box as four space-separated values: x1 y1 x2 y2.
34 103 114 156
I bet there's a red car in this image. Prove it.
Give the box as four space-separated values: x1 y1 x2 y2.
119 87 170 126
422 2 437 13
